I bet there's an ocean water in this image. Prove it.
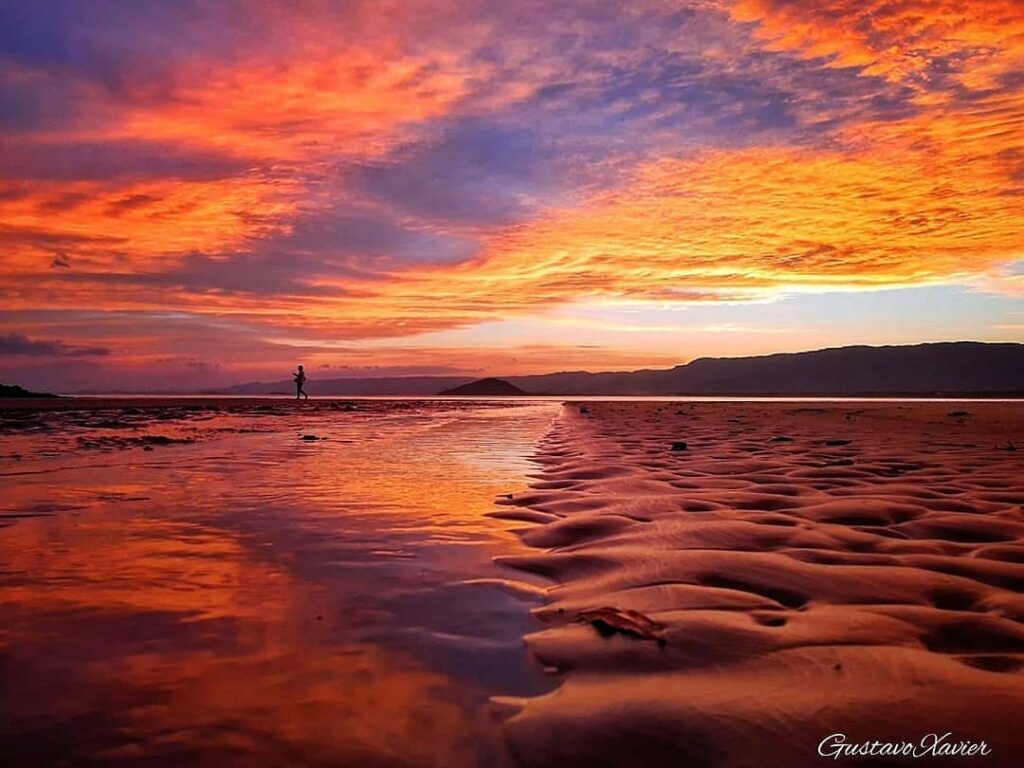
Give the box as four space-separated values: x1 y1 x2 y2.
0 399 559 767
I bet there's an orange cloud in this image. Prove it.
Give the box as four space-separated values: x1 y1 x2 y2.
1 178 293 264
460 137 1022 296
117 47 472 163
5 99 1021 336
731 0 1024 89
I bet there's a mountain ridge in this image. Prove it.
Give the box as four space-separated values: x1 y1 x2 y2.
215 342 1024 396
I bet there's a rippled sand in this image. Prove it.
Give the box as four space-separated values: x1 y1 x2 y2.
494 402 1024 768
0 398 558 767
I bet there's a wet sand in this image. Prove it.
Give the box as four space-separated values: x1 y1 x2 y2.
494 401 1024 767
0 398 558 767
3 398 1023 766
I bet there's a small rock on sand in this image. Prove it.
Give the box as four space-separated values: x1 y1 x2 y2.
141 435 194 446
670 441 688 451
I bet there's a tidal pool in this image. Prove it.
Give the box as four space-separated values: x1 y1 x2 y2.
0 399 559 767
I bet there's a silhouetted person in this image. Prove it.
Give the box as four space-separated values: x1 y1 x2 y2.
294 365 308 400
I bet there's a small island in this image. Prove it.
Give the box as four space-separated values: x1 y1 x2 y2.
438 377 528 396
0 383 58 398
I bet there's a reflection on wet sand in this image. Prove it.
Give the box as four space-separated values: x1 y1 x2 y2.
0 399 557 767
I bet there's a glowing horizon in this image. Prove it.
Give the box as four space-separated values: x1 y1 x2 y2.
1 1 1022 391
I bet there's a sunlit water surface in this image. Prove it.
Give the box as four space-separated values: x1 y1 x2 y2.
0 399 559 767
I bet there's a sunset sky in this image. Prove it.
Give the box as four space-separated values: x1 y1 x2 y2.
1 0 1023 391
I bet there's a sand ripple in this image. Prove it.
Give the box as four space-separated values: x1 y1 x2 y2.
495 402 1024 767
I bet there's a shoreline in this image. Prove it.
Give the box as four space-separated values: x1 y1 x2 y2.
3 393 1024 414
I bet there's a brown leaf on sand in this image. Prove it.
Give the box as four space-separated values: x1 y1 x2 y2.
577 607 667 646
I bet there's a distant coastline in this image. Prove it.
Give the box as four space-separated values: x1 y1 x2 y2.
0 383 58 399
213 341 1024 398
13 341 1024 399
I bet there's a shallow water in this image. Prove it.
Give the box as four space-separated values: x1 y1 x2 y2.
0 400 559 767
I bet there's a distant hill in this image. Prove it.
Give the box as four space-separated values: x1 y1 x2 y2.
439 378 528 396
217 342 1024 396
1 383 58 398
220 375 475 396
